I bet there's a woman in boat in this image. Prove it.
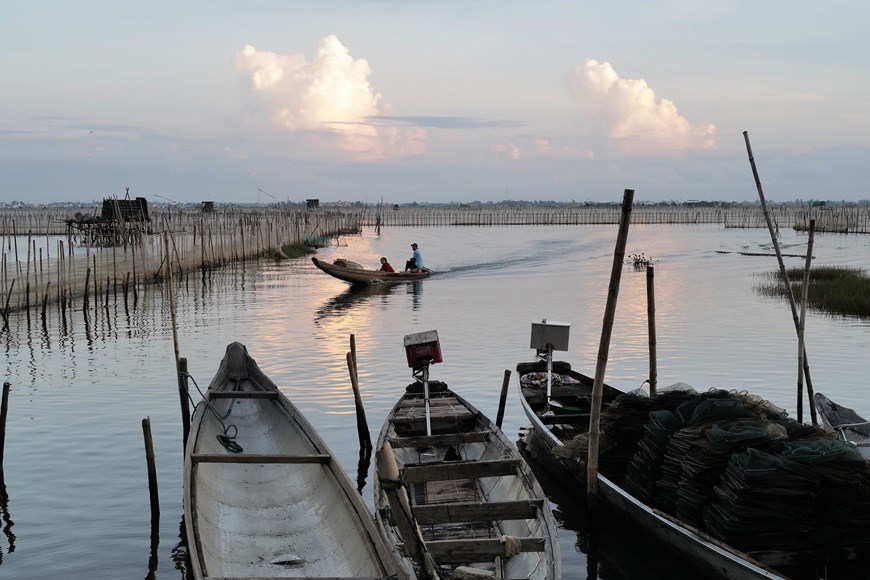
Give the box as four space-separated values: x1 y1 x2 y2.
379 257 395 272
404 243 423 272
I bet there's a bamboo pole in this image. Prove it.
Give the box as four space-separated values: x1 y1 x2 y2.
142 416 160 519
164 231 189 450
646 266 658 397
346 334 372 451
797 220 817 425
0 382 9 466
587 188 634 500
743 131 815 401
496 369 511 429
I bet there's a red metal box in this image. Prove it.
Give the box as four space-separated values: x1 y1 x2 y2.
403 330 443 367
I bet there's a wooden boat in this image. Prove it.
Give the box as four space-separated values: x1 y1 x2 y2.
312 256 431 285
814 392 870 458
374 379 562 579
516 358 787 580
183 342 412 580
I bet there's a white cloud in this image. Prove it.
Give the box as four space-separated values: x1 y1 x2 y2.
234 36 423 159
493 142 521 160
566 59 716 153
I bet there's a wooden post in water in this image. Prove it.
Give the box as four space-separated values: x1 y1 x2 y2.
165 231 189 449
496 369 511 429
798 220 817 425
142 416 160 519
587 188 634 502
0 382 10 466
178 357 190 448
743 131 815 401
346 334 372 451
646 266 658 397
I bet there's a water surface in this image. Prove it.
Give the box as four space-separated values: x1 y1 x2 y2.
1 224 868 579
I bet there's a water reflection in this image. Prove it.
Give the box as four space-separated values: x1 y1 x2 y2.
356 447 372 494
315 284 398 321
0 472 15 564
315 280 424 321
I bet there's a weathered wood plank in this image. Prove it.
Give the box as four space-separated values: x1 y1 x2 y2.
403 459 520 483
388 431 491 448
208 391 279 399
413 499 543 524
425 537 547 557
538 413 589 425
191 453 330 464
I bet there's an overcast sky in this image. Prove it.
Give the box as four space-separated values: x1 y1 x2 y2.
3 1 869 205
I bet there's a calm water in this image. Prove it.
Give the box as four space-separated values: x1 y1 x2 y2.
1 224 868 580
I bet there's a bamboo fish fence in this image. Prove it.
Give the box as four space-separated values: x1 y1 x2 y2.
2 202 867 333
0 206 360 329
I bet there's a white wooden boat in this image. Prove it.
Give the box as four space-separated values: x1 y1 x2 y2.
375 379 562 579
183 342 412 580
312 257 431 285
814 392 870 458
516 359 787 580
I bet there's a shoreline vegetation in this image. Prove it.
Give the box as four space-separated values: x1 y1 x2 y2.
0 202 868 331
756 266 870 319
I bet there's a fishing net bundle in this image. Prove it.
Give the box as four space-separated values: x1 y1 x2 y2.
703 438 870 558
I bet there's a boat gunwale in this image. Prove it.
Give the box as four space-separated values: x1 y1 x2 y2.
515 360 788 580
183 342 406 580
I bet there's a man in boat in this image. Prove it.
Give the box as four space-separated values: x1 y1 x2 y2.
379 257 395 272
404 243 423 272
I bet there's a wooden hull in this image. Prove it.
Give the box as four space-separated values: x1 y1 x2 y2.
375 381 561 579
183 342 411 580
516 360 786 580
312 257 431 285
814 392 870 458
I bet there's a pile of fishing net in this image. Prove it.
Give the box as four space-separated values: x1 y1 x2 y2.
703 438 870 558
596 386 870 560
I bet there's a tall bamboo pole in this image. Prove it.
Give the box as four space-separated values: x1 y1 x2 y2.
587 188 634 500
164 231 189 449
646 265 658 397
798 220 817 425
743 131 816 414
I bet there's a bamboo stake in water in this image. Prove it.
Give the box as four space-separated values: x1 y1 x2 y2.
588 188 634 500
346 334 372 451
798 220 817 425
142 416 160 519
164 231 189 450
743 131 815 402
646 265 658 397
496 369 511 429
0 382 9 466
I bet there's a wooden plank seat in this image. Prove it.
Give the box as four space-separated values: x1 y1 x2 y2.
425 537 547 557
191 453 331 464
537 413 590 425
413 499 544 524
402 459 521 483
388 431 492 449
204 577 389 579
208 391 280 399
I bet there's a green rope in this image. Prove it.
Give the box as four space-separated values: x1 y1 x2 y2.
182 372 244 453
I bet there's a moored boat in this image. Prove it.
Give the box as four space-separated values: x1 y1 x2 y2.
312 256 431 285
374 330 561 579
517 321 870 580
183 342 412 580
814 392 870 458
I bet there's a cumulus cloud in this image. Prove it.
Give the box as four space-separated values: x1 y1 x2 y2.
234 36 424 160
566 59 715 153
493 142 521 160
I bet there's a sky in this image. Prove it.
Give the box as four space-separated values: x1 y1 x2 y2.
3 0 869 205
